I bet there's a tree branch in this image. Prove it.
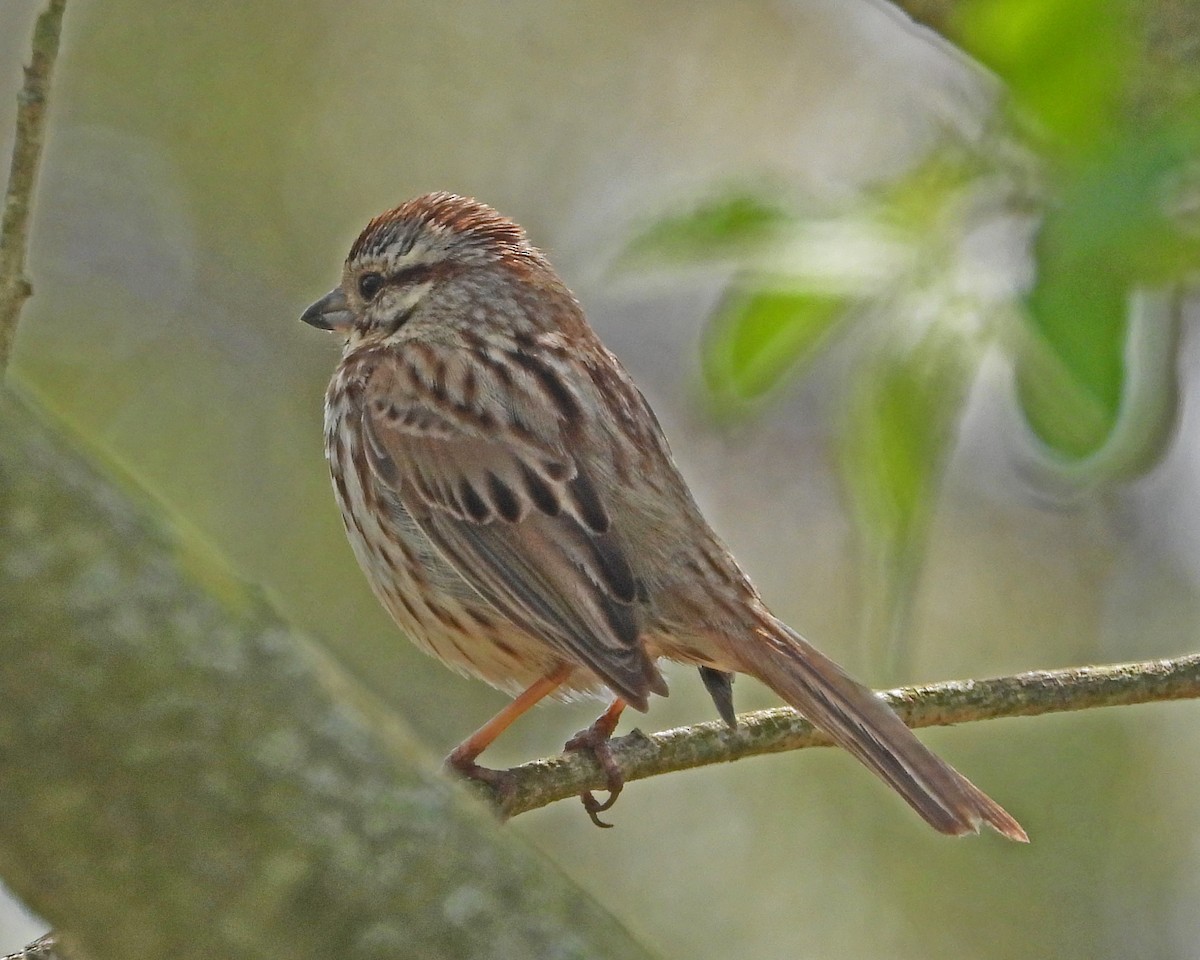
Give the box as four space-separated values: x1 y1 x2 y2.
0 0 64 371
487 654 1200 819
0 390 659 960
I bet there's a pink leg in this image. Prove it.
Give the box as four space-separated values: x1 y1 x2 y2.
446 665 571 794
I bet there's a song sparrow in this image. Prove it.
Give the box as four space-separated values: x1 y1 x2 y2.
302 192 1025 840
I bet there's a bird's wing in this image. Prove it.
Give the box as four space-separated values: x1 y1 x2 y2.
356 346 665 708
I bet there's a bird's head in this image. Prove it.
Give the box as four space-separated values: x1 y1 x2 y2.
300 192 571 348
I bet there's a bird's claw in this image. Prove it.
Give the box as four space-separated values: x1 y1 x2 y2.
443 755 519 809
564 722 625 828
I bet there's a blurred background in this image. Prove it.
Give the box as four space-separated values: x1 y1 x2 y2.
1 0 1198 957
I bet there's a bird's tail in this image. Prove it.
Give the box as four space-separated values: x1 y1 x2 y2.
740 617 1027 841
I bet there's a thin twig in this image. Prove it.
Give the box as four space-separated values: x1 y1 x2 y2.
486 653 1200 818
0 0 66 371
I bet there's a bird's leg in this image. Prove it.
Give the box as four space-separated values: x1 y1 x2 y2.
564 698 628 828
445 664 571 799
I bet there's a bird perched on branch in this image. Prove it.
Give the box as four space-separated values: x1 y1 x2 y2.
302 192 1025 840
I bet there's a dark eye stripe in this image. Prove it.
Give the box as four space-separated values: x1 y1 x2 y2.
357 263 438 303
391 262 437 286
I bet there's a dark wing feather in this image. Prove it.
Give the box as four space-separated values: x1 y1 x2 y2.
359 352 665 708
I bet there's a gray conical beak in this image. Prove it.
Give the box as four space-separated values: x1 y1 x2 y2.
300 287 354 333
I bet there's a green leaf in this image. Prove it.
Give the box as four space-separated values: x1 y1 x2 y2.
839 322 983 674
702 280 848 407
1016 130 1192 460
955 0 1134 152
842 326 979 552
622 193 795 264
1016 261 1127 460
1018 287 1183 479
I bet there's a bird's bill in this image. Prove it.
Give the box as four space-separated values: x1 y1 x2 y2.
300 287 354 333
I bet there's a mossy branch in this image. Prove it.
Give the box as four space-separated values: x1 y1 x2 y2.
0 389 661 960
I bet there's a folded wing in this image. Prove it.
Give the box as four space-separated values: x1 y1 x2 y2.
357 346 666 708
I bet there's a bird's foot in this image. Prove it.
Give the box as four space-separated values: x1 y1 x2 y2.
564 702 626 828
443 752 518 809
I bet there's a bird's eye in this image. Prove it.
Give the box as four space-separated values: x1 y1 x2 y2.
357 272 385 301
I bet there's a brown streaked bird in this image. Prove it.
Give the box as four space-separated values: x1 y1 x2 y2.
301 192 1026 840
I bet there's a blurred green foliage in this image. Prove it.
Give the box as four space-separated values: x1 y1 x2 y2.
959 0 1199 461
628 0 1199 660
622 194 794 262
624 194 850 408
703 284 847 405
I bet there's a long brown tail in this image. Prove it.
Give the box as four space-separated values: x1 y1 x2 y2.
740 617 1027 841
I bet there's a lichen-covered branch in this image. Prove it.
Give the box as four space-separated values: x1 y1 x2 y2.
0 0 65 370
0 390 659 960
487 654 1200 819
